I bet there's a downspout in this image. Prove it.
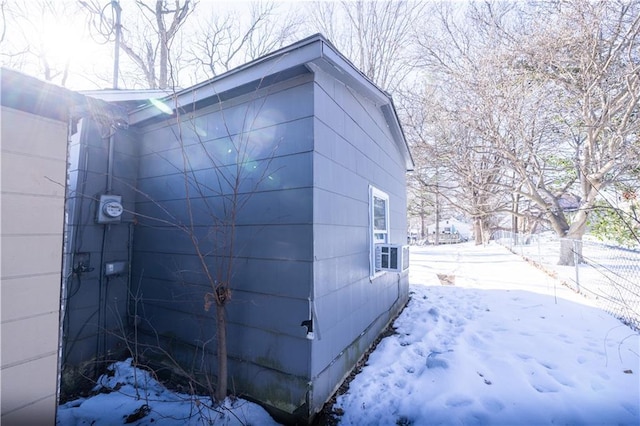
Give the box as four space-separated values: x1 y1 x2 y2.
304 189 317 417
107 133 115 193
97 129 117 362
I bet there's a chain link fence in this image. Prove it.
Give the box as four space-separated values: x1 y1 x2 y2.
495 230 640 331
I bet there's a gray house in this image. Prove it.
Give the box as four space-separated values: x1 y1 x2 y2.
62 34 412 422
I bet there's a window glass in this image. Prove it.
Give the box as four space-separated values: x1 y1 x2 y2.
370 186 390 276
373 196 387 231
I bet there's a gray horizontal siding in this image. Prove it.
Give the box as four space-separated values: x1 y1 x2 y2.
134 223 312 261
136 151 313 202
133 297 310 377
61 122 137 383
135 279 309 335
132 250 311 294
138 335 310 415
135 187 313 227
137 80 314 166
138 117 314 180
131 77 316 411
309 70 409 414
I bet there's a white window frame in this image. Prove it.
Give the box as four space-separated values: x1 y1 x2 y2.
369 185 390 278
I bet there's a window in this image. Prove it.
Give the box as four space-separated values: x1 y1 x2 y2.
370 186 389 276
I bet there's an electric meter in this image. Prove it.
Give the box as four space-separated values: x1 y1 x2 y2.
97 195 123 223
102 200 124 218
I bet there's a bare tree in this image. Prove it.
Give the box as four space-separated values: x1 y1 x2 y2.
409 2 523 243
188 1 302 78
0 0 82 86
514 0 640 264
401 88 439 242
413 0 639 262
81 0 195 89
309 0 425 93
123 79 282 404
401 85 451 244
406 182 434 241
0 0 7 45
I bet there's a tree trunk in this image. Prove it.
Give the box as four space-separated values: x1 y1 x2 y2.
434 195 440 245
473 218 483 245
512 192 520 245
482 221 491 245
559 231 585 266
215 303 227 402
558 238 576 266
557 208 589 265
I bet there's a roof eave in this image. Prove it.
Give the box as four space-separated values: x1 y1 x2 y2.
128 35 325 125
126 34 414 171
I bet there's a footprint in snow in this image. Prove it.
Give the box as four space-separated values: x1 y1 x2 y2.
467 333 489 350
481 397 504 413
532 383 560 393
529 371 561 393
445 395 473 408
538 360 557 370
395 379 407 389
426 350 452 369
547 369 575 387
622 402 639 417
378 367 394 378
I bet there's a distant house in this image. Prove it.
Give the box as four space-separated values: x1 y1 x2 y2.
55 34 413 423
558 193 581 212
426 218 472 244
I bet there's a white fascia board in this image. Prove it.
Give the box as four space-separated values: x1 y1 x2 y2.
80 89 173 102
128 39 324 125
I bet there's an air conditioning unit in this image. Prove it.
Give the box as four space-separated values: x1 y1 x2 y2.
375 244 410 272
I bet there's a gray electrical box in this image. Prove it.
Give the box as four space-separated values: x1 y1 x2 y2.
96 194 123 224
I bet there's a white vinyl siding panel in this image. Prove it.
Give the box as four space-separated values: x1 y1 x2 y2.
1 107 66 425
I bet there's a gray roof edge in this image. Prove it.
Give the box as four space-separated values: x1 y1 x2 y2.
124 33 413 170
183 33 330 96
127 34 327 124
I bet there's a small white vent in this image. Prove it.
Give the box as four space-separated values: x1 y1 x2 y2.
375 244 409 272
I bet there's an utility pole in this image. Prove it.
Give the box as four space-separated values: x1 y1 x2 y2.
112 0 122 89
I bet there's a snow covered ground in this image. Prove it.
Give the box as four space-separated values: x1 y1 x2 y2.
56 358 279 426
335 243 639 425
57 242 640 425
494 231 640 330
